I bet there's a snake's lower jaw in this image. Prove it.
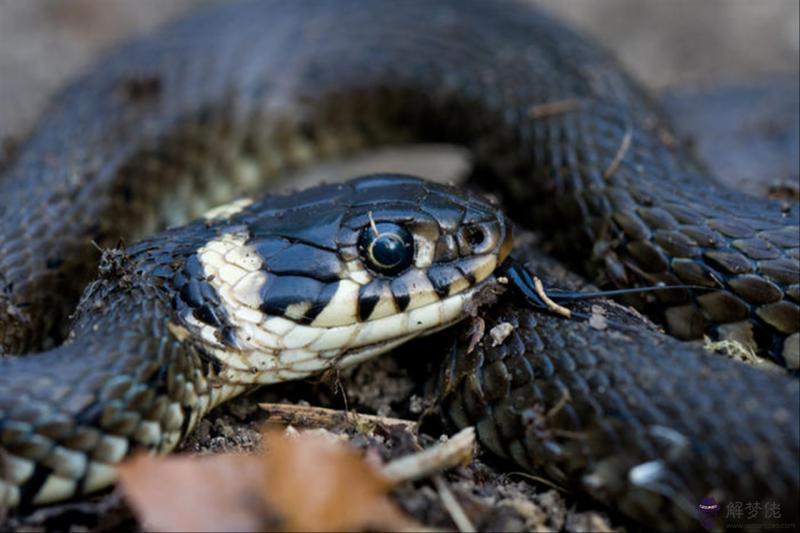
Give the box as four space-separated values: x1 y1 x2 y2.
208 275 501 386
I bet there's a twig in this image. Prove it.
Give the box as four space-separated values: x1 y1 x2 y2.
505 471 566 492
381 427 476 484
262 405 478 505
433 475 476 533
259 403 417 432
528 98 584 119
603 125 633 179
466 317 485 354
533 276 571 318
367 210 379 236
546 387 572 419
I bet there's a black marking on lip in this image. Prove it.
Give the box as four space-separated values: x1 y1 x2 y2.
456 263 477 285
303 281 339 325
426 264 463 297
390 277 411 312
358 280 389 321
259 275 325 318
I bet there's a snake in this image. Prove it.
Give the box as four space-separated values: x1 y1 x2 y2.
0 0 797 529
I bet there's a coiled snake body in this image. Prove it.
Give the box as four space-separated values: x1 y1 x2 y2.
0 1 797 529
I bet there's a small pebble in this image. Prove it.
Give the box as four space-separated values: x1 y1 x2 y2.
490 322 514 346
589 305 607 330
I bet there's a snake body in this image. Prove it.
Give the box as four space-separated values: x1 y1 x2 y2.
0 0 797 527
436 248 799 530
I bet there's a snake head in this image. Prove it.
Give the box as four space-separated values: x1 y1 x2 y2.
165 174 512 385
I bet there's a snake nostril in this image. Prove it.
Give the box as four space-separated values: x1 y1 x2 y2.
465 226 485 248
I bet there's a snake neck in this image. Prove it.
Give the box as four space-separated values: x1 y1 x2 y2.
0 257 244 508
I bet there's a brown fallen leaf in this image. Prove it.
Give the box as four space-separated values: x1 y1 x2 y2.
118 429 416 532
261 430 413 532
465 316 485 354
118 453 265 532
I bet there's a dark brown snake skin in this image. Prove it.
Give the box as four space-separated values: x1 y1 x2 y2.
0 0 798 528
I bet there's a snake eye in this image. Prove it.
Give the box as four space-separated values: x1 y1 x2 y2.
358 222 415 275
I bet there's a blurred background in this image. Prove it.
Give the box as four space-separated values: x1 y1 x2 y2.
0 0 798 192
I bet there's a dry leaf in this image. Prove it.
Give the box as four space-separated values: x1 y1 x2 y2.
261 430 412 531
118 453 265 532
466 316 485 354
118 429 415 532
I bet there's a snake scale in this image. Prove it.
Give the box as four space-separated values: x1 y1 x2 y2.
0 1 797 529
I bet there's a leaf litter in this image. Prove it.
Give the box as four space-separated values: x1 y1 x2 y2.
3 240 622 532
119 428 418 532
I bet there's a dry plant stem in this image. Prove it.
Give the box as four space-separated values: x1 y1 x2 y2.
259 402 417 431
433 475 477 533
527 98 584 119
603 125 633 179
533 276 572 318
261 403 477 486
381 427 476 485
506 471 566 492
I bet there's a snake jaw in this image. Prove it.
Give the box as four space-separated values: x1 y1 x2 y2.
163 176 511 386
205 274 502 385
